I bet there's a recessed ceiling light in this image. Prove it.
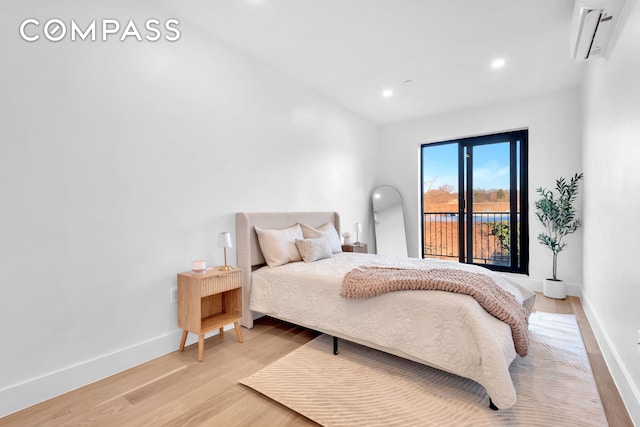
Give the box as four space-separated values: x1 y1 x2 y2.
491 58 506 69
382 89 393 98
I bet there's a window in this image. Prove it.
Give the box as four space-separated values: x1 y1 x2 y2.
421 130 528 274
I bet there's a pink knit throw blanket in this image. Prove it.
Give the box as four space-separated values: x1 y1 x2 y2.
341 266 530 357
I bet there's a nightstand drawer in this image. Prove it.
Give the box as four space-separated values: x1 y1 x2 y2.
199 270 241 296
178 268 242 297
342 243 368 253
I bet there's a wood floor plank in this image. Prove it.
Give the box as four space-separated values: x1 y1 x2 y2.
0 295 631 426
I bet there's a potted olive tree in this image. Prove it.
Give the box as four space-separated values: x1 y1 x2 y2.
535 173 583 299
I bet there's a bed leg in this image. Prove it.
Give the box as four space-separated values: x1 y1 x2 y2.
489 399 498 411
333 336 338 355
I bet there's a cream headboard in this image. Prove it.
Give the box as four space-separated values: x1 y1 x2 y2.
235 211 340 328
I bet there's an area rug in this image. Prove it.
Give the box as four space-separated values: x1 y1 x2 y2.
239 312 608 426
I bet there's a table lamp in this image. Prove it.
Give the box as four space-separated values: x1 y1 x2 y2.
354 222 362 245
217 231 233 271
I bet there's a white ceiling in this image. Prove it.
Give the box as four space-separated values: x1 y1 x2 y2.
176 0 586 125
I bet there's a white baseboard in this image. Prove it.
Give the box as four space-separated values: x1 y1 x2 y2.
581 295 640 426
0 327 226 418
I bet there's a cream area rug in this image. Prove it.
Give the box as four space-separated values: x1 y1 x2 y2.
239 312 608 426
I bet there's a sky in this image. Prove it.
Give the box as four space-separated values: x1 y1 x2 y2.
422 141 513 192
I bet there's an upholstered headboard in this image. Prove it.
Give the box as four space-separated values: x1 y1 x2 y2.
235 211 341 328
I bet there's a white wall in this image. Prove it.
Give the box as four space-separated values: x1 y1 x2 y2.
0 2 377 416
378 88 584 291
581 0 640 421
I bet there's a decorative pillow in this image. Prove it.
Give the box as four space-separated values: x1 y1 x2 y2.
255 224 304 268
300 222 342 253
295 238 333 263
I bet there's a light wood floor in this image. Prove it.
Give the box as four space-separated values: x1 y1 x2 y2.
1 294 633 426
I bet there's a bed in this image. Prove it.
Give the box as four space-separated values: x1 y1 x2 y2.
235 211 535 409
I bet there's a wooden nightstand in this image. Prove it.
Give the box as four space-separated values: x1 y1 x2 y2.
342 243 368 253
177 267 243 361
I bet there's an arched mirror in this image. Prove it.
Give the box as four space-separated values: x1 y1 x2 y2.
372 185 408 256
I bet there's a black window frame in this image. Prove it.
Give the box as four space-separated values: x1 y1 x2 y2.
420 130 529 275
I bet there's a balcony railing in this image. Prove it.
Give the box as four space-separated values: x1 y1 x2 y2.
423 212 516 266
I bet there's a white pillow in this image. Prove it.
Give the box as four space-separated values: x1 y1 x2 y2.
255 224 304 268
300 222 342 254
295 238 333 263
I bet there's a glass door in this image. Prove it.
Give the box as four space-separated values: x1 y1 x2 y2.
421 130 528 274
422 143 460 260
466 141 512 267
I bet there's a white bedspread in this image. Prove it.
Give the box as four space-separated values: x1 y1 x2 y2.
249 253 535 409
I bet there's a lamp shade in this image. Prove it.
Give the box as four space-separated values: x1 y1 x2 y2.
354 222 362 233
217 231 232 249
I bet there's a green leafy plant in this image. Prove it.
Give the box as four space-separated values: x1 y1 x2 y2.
489 220 519 255
535 173 583 281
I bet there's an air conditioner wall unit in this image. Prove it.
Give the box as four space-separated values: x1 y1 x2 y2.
569 0 623 60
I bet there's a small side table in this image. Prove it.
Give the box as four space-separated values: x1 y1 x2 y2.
342 243 368 253
177 267 243 361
